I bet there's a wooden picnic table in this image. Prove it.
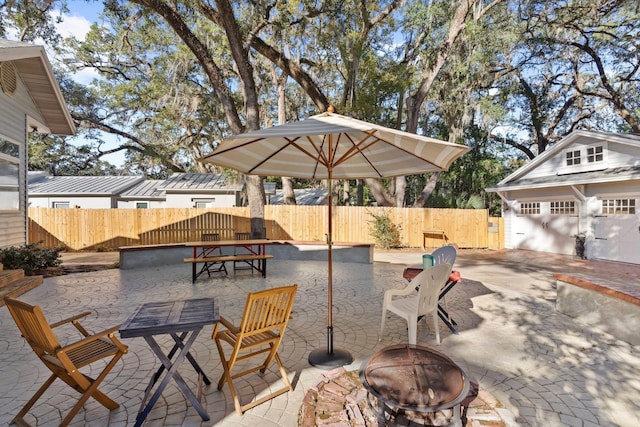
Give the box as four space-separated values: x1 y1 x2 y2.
184 239 274 282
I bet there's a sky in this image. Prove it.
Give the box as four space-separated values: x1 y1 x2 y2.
45 1 128 167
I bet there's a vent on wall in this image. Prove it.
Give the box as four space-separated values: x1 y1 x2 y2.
0 61 18 97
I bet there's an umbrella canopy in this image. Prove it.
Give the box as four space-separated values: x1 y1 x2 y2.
200 111 469 369
203 112 468 179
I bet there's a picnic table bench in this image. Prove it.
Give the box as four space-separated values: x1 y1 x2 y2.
184 240 273 283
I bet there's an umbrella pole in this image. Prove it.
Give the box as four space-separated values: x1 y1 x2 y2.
308 176 353 369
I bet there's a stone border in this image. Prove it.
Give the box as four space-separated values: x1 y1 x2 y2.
555 273 640 345
298 367 513 427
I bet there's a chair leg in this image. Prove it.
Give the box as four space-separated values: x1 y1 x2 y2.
12 373 57 424
379 302 389 340
432 312 440 345
60 354 123 426
407 315 417 345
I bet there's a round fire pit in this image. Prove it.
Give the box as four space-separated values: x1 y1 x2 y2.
360 344 470 426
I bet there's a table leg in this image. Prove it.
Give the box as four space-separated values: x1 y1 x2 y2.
135 328 210 426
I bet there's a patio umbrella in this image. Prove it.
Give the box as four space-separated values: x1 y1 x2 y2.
200 111 469 369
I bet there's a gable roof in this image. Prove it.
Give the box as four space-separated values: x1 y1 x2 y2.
487 130 640 192
28 175 144 196
269 188 328 205
119 179 165 199
159 173 241 192
0 39 75 135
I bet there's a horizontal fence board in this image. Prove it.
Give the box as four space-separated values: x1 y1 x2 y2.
27 207 502 251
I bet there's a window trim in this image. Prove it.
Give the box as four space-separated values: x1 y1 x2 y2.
601 198 636 215
550 200 576 215
518 202 541 215
558 142 608 175
0 134 20 211
52 201 70 208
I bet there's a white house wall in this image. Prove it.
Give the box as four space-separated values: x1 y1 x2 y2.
165 193 237 208
0 91 28 249
29 196 115 208
117 200 166 208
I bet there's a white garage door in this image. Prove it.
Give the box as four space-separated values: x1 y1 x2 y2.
512 201 579 256
591 198 639 264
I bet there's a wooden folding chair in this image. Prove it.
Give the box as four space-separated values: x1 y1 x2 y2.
201 232 228 276
212 284 297 415
4 297 128 427
233 231 254 271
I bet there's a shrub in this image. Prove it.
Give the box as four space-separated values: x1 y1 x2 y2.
0 243 63 275
368 211 402 249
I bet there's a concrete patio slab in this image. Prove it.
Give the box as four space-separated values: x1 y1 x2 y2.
0 249 637 426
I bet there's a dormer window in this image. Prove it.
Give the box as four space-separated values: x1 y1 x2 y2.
586 145 603 163
565 150 581 166
559 142 607 175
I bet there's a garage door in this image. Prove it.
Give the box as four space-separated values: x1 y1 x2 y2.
512 201 579 255
591 198 639 264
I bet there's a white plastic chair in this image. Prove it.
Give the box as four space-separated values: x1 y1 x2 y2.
380 263 452 345
431 244 457 266
429 245 457 319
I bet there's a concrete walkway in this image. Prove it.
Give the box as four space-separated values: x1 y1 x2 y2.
1 249 638 426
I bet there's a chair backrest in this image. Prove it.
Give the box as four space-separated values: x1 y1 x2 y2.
234 232 252 240
202 233 221 241
413 264 452 316
238 285 297 338
431 245 457 266
4 298 61 356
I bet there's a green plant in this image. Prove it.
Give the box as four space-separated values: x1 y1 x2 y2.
0 242 62 275
368 211 402 249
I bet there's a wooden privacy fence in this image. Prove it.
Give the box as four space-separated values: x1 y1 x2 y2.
28 207 503 251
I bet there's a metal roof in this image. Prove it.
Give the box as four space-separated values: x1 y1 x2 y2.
118 180 166 199
0 39 75 135
486 165 640 192
269 188 328 205
28 175 144 196
159 173 241 192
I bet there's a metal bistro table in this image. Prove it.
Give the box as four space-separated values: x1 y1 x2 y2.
119 298 219 426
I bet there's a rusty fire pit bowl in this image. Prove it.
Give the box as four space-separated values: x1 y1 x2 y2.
360 344 470 415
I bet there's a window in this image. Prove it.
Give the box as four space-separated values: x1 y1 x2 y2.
136 202 149 209
550 201 575 215
565 150 581 166
586 145 604 163
519 202 540 214
0 136 20 210
193 198 215 208
602 199 636 215
52 202 70 208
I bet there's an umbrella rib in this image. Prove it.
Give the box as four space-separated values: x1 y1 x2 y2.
335 130 445 173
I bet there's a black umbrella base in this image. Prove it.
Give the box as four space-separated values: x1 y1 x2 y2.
308 347 353 370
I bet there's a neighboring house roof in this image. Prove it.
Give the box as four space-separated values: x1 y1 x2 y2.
269 188 328 205
28 175 144 196
486 130 640 192
159 173 241 192
119 180 166 199
0 39 75 135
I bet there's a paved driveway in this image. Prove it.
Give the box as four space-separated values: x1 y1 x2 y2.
1 249 638 426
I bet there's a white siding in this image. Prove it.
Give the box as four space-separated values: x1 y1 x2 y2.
0 211 25 248
165 193 238 208
0 79 45 142
28 196 115 208
117 200 166 208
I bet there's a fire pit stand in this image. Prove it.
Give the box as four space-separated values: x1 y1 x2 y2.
360 344 470 427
